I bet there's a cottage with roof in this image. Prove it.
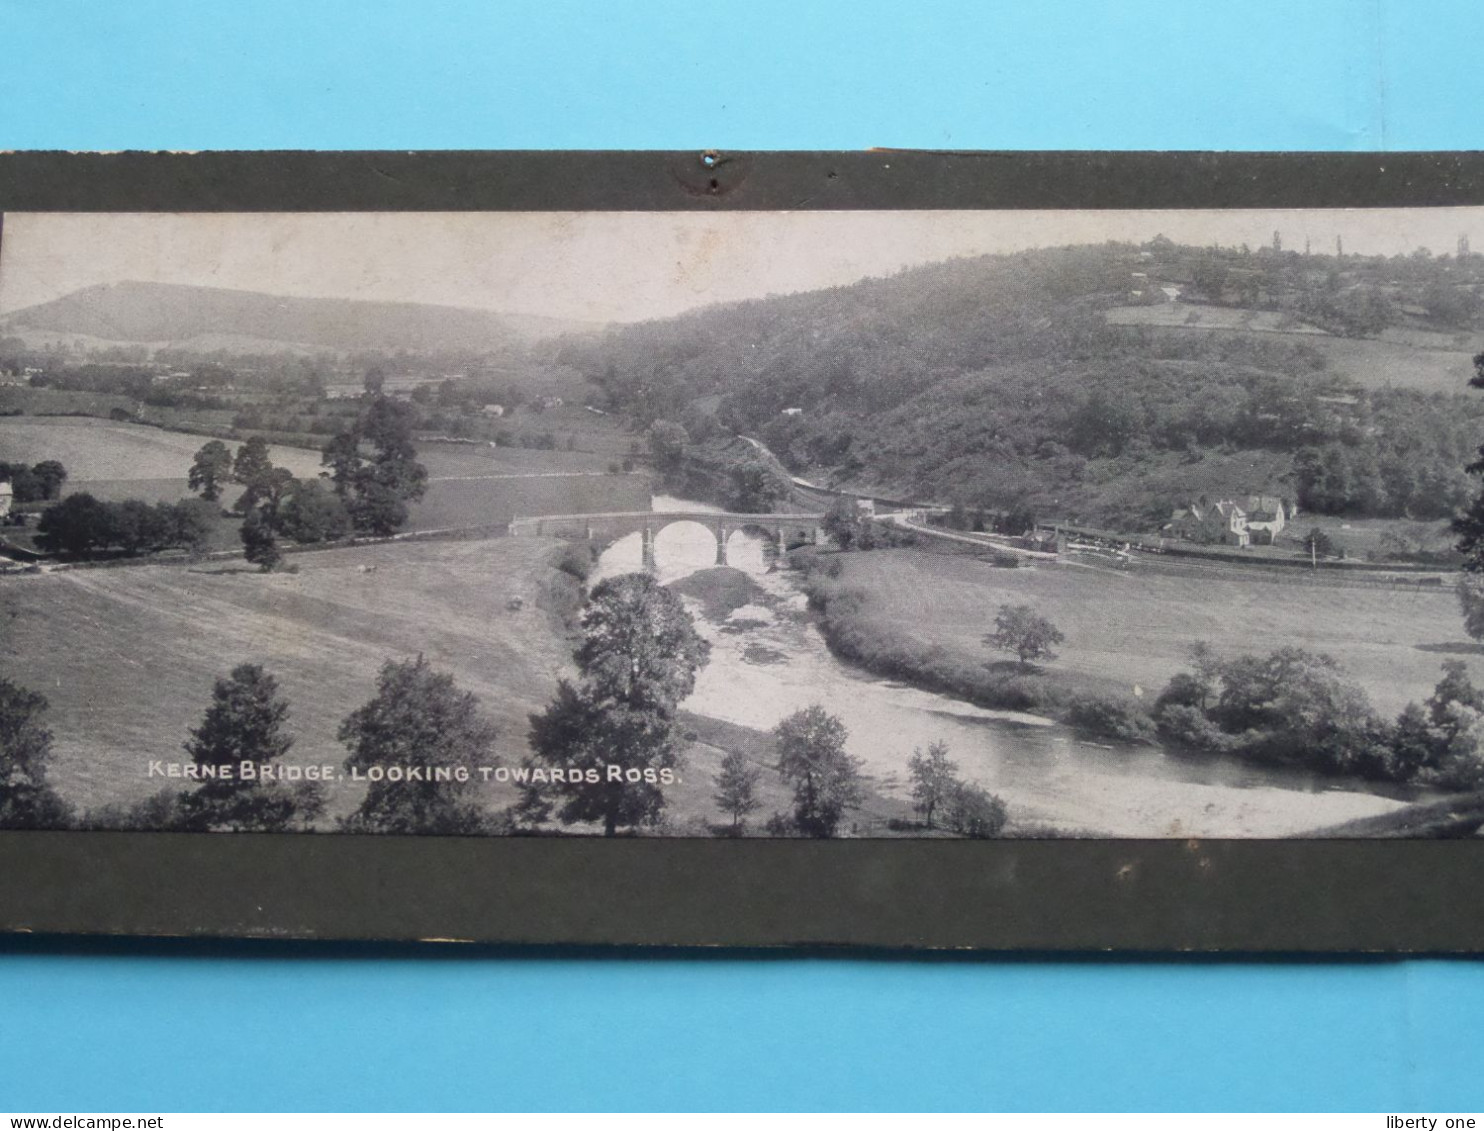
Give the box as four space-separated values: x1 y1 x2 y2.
1239 495 1288 544
1167 498 1251 547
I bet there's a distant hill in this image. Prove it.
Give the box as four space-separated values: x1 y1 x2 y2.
0 281 601 353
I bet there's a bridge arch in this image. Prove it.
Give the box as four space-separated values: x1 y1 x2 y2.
508 509 825 573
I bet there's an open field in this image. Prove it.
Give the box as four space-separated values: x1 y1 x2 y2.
0 416 652 532
1103 312 1482 393
0 415 324 486
0 537 583 817
0 534 912 836
833 548 1474 717
418 442 615 477
1105 303 1327 335
1302 334 1480 393
407 473 651 532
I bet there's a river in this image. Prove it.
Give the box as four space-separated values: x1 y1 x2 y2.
592 495 1409 837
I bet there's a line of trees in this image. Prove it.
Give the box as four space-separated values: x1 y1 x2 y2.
1152 644 1484 789
55 655 501 835
180 391 429 571
0 460 67 507
35 495 219 557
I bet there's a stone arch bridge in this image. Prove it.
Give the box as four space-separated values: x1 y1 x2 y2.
508 510 825 570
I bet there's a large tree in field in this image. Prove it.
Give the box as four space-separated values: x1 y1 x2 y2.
985 604 1065 668
178 664 321 832
0 678 72 829
232 436 274 511
774 704 864 838
907 740 957 829
574 573 711 714
527 572 710 835
340 656 498 834
528 680 681 836
240 509 282 571
188 440 234 502
713 749 761 833
30 460 67 501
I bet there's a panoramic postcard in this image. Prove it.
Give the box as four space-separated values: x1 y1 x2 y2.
6 206 1484 842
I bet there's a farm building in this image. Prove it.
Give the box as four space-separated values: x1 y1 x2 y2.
481 404 505 417
0 481 11 519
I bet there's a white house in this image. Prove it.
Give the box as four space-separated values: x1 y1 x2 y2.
1238 495 1288 544
1168 499 1250 547
0 481 12 520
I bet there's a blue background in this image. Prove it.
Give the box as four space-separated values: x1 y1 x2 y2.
3 0 1484 1112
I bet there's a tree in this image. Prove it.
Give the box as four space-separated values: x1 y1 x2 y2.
278 480 352 543
773 705 864 838
240 509 282 571
1459 573 1484 641
167 497 221 557
188 440 234 502
232 436 274 511
1302 526 1337 559
997 502 1037 537
985 604 1065 668
5 465 42 504
528 680 679 836
713 750 761 832
30 460 67 500
906 740 957 829
319 398 427 534
821 495 861 550
363 365 387 397
111 498 168 554
943 781 1008 838
647 420 689 475
177 664 320 832
729 457 791 513
35 492 111 556
527 573 710 835
256 467 298 530
339 656 498 834
574 573 711 714
348 480 409 536
0 678 71 829
1456 352 1484 571
321 431 363 499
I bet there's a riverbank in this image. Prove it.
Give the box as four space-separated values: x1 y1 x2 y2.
800 544 1472 720
785 542 1471 826
650 549 1408 837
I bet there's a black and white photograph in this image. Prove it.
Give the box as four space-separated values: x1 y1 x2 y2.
7 203 1484 845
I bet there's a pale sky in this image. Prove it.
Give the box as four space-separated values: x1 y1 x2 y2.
3 208 1484 324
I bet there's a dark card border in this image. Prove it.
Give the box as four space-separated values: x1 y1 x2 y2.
3 149 1484 952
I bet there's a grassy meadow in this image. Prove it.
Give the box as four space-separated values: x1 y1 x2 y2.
0 416 652 535
829 548 1473 717
1104 307 1482 394
0 537 583 817
0 535 912 835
